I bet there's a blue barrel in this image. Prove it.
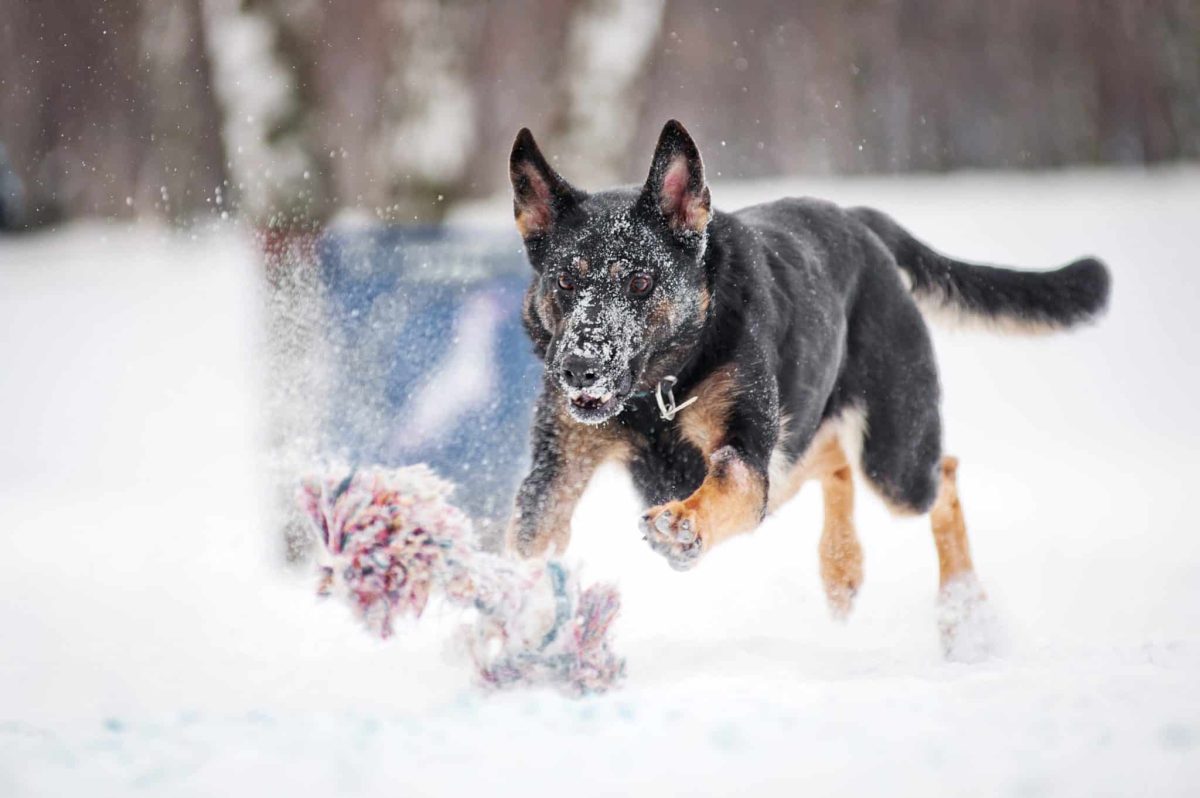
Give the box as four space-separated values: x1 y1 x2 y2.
318 227 543 535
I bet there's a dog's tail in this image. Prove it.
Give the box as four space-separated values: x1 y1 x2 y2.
850 206 1111 334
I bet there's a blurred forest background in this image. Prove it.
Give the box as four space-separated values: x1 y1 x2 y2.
1 0 1198 230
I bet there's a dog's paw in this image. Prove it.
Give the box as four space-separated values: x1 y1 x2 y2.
937 574 1002 662
639 502 705 571
821 563 862 621
819 530 863 621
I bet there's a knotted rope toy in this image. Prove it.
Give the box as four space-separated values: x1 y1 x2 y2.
297 464 624 696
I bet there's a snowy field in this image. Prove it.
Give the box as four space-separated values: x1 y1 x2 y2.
2 169 1199 796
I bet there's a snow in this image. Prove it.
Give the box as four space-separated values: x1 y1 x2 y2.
3 168 1200 796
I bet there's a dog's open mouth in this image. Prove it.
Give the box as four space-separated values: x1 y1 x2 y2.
565 373 634 424
571 390 614 412
567 389 623 423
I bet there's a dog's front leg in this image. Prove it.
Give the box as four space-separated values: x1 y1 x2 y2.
507 400 622 558
640 365 779 571
640 444 769 571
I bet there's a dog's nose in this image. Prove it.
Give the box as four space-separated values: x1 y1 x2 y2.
561 354 602 390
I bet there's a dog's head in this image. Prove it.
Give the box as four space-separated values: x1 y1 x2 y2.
510 120 713 424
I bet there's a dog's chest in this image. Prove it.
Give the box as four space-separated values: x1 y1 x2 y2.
615 402 708 507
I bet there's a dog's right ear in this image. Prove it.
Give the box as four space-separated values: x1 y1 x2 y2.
510 128 585 241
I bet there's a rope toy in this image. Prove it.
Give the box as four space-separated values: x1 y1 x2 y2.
297 464 625 696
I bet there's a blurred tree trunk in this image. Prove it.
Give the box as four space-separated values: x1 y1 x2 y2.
550 0 668 186
0 0 227 227
201 0 334 229
461 0 576 206
141 0 231 216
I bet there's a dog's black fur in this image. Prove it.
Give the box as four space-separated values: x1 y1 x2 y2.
506 120 1110 569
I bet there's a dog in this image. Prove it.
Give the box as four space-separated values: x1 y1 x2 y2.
503 119 1109 632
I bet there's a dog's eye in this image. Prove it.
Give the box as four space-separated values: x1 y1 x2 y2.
628 273 654 297
557 273 575 291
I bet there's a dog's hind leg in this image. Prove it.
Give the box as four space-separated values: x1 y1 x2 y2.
849 307 940 513
930 456 994 660
818 445 863 620
930 456 975 588
789 431 865 618
769 429 864 618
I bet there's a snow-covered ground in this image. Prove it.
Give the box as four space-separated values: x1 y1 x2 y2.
2 169 1199 796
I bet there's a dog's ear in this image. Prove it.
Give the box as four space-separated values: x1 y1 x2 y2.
510 128 585 240
638 120 711 236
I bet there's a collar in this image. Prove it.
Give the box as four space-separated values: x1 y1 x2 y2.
653 376 698 422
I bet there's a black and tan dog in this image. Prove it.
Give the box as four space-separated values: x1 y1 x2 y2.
504 120 1109 631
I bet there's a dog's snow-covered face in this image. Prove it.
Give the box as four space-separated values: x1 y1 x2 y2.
529 202 708 424
510 120 713 424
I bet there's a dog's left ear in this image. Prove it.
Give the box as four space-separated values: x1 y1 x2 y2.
638 120 711 237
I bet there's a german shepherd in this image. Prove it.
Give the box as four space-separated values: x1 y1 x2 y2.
504 120 1109 637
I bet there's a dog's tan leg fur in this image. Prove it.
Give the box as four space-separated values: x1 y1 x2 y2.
642 367 768 568
683 448 768 549
930 455 993 659
767 428 864 616
506 412 628 558
641 446 767 570
819 452 863 619
930 456 976 588
514 453 600 556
